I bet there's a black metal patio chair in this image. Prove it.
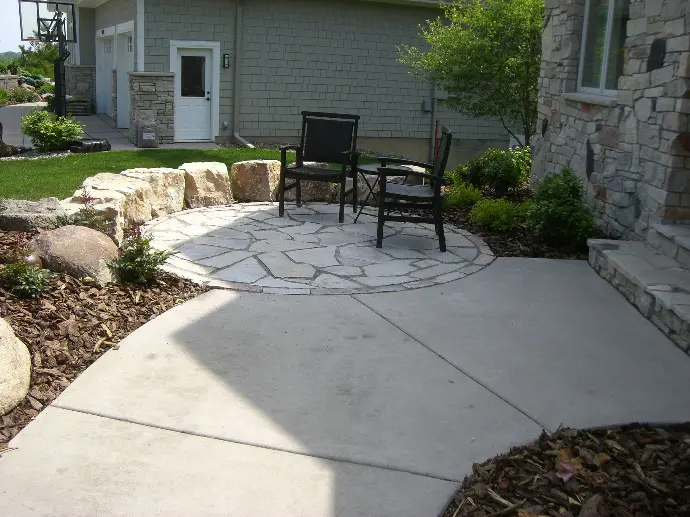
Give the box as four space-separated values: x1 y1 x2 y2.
375 127 453 251
278 112 360 223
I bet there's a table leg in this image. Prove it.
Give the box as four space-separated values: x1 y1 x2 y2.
354 174 380 223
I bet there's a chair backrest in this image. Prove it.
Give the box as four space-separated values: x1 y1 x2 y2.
300 112 359 163
432 127 453 180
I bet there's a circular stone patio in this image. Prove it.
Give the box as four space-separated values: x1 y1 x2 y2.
144 203 495 295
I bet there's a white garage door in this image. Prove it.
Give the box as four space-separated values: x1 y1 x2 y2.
116 32 134 129
96 36 114 116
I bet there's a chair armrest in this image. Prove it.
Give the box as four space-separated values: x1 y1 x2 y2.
377 157 433 170
280 145 302 167
341 150 360 165
377 167 445 184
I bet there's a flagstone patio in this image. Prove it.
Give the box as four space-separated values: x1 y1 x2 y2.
144 203 496 294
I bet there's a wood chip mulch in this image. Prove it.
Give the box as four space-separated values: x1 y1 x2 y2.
443 206 589 260
441 425 690 517
0 230 207 448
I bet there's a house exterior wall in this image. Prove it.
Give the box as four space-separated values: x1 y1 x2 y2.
65 65 96 110
94 0 136 30
78 7 96 66
143 0 508 162
532 0 690 239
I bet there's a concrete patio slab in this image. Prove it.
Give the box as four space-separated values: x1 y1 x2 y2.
52 290 542 481
356 258 690 430
0 408 455 517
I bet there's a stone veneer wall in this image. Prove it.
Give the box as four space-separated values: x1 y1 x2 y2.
65 65 96 112
128 72 174 144
531 0 689 239
0 75 19 90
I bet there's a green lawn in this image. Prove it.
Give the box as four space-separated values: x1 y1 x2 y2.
0 148 294 201
0 148 379 200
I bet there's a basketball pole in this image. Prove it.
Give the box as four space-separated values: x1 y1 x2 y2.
53 12 69 118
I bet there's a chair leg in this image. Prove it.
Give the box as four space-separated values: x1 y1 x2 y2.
296 180 302 207
435 199 446 252
352 172 358 213
339 178 346 223
278 171 286 217
376 183 386 248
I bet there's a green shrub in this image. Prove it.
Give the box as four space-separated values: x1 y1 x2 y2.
7 87 37 104
109 234 174 285
456 146 531 197
445 181 483 208
0 261 53 299
0 89 8 107
527 168 596 247
20 73 46 89
38 83 54 95
470 198 523 232
20 110 84 152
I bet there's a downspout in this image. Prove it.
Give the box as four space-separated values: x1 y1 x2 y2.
233 0 254 148
428 84 437 163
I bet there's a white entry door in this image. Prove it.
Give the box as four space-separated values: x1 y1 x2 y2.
95 36 114 115
175 49 212 141
116 32 135 129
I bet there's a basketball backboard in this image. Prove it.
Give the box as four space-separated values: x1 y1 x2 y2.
18 0 77 43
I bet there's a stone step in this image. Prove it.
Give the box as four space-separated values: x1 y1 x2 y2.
647 224 690 268
588 238 690 355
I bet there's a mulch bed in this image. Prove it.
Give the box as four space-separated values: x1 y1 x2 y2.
443 206 589 260
0 230 207 448
441 424 690 517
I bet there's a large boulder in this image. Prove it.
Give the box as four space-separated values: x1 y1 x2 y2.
0 198 67 231
63 173 156 244
0 141 20 158
281 162 337 203
120 167 185 217
231 160 281 202
180 162 232 208
0 318 31 416
28 225 119 285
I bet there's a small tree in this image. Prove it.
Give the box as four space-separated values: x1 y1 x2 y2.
399 0 544 146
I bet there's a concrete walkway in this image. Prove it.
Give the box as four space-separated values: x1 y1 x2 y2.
1 259 689 516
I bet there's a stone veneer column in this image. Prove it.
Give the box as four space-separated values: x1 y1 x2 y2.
65 65 96 113
532 0 689 240
128 72 175 144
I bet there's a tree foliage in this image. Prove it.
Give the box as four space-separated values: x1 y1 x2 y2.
399 0 544 146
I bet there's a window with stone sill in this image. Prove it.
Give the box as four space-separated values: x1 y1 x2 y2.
578 0 630 96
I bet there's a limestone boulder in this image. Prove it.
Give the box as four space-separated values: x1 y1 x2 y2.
0 141 20 158
231 160 281 202
180 162 232 208
120 168 185 217
0 318 31 416
0 197 66 231
64 172 157 244
29 225 119 285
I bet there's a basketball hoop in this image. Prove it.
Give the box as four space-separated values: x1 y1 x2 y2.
18 1 76 43
18 1 78 118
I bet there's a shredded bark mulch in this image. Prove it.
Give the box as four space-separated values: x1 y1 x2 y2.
443 206 589 260
441 425 690 517
0 231 207 447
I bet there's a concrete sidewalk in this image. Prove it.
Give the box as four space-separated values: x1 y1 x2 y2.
1 258 688 517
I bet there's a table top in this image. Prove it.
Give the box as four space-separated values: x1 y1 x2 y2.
358 162 427 174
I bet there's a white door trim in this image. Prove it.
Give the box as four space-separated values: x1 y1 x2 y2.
170 40 220 142
136 0 145 71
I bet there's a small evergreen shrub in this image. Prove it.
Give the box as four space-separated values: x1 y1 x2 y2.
21 110 84 151
456 146 531 197
0 261 53 299
69 188 112 234
445 181 483 208
0 89 8 106
470 198 523 232
109 231 174 285
527 168 596 247
20 73 46 89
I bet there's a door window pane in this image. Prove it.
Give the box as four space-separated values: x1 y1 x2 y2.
581 0 609 88
181 56 205 97
605 0 630 90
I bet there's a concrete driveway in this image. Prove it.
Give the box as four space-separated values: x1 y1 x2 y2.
1 258 688 517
